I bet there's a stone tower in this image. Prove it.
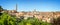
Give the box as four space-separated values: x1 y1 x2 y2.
16 4 17 11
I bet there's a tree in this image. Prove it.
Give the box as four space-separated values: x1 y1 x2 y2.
0 6 3 12
0 12 17 25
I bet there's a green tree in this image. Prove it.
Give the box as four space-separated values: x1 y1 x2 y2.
0 12 17 25
0 6 3 12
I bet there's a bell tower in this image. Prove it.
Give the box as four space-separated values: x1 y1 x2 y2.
16 4 17 11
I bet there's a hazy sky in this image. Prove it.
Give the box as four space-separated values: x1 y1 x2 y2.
0 0 60 12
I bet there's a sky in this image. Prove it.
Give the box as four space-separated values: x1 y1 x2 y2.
0 0 60 12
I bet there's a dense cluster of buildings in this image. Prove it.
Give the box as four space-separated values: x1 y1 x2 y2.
1 4 60 23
